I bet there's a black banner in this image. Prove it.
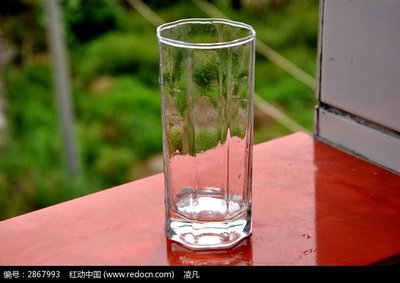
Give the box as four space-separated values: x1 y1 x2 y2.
0 266 398 281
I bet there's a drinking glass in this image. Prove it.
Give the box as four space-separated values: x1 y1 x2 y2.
157 18 255 249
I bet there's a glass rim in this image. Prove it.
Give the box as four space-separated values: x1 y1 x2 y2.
157 18 256 49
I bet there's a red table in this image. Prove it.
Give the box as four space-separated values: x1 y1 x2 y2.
0 132 399 265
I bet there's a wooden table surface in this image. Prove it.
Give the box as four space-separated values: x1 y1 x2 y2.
1 132 399 265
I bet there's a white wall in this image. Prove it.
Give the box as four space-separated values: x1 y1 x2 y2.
315 0 400 173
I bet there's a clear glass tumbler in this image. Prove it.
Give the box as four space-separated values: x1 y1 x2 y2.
157 18 255 249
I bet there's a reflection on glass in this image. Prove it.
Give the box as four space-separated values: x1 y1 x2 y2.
167 237 253 266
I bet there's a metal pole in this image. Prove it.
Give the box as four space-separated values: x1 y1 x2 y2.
44 0 79 177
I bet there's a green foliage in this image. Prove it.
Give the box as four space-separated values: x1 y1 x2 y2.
78 76 162 187
0 63 88 219
194 63 217 90
175 87 187 116
0 0 47 63
193 63 219 106
195 130 220 153
4 63 61 169
167 130 183 155
0 0 319 219
157 1 206 22
62 0 123 43
76 32 158 86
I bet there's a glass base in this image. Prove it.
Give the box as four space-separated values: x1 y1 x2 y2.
166 207 252 250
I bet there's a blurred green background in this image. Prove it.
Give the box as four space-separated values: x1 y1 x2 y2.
0 0 319 220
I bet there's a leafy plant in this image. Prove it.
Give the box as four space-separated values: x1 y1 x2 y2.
0 0 318 220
